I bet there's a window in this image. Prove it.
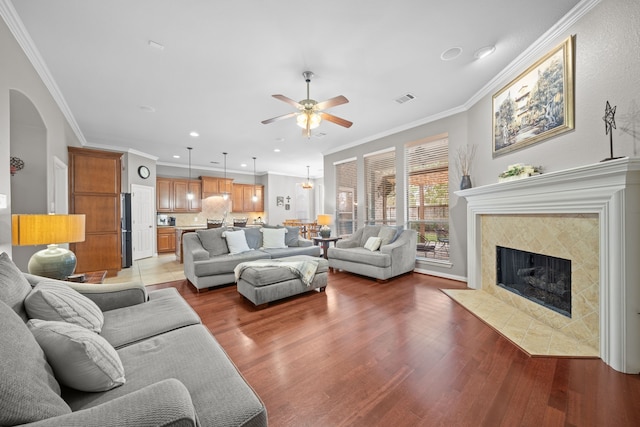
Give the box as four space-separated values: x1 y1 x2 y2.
405 136 449 260
334 159 357 236
364 148 396 225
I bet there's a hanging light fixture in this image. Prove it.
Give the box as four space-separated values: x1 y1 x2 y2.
302 165 313 190
296 111 322 130
222 152 229 200
186 147 194 200
252 157 258 202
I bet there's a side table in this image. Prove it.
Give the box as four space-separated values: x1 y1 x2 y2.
312 237 341 259
67 270 108 284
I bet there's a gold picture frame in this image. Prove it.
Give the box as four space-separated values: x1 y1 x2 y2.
492 36 575 157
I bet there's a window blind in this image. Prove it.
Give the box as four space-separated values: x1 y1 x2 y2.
364 148 396 225
335 160 358 236
405 137 449 259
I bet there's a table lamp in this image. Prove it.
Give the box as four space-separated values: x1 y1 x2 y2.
316 214 332 238
12 214 86 280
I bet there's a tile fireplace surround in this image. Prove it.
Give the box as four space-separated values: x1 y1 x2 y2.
456 158 640 374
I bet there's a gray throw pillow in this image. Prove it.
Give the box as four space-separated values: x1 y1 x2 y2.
0 301 71 425
25 281 104 333
0 252 32 321
378 225 397 246
28 319 126 392
360 226 381 247
284 227 300 246
243 227 263 249
196 227 229 256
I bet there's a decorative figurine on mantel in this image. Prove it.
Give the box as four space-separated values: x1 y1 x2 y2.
601 100 624 162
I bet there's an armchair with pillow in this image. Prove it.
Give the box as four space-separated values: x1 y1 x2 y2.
183 225 322 291
327 225 417 281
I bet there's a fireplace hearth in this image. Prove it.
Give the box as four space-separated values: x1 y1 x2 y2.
496 246 571 317
456 158 640 373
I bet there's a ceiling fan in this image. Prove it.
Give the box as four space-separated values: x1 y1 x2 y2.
261 71 353 138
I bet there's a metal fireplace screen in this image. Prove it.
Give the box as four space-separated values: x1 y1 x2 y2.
496 246 571 318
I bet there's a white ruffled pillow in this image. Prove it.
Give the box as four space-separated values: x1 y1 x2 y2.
222 229 251 254
25 281 104 333
261 228 287 249
28 319 125 392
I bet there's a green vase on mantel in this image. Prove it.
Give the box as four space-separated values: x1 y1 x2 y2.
460 175 472 190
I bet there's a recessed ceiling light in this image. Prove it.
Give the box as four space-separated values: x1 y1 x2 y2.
240 163 247 168
474 45 496 59
274 148 281 153
148 40 165 51
440 47 462 61
139 105 156 113
189 131 199 137
173 155 180 159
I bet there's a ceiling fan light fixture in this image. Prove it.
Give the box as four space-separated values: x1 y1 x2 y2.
296 111 321 129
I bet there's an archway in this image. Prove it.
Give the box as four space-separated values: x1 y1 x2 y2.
10 89 47 270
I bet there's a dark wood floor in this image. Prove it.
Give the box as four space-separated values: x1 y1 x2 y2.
149 271 640 427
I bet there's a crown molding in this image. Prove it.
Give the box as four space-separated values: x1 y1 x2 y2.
464 0 601 109
0 0 87 145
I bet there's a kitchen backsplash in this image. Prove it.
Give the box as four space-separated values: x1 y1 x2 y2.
159 196 265 227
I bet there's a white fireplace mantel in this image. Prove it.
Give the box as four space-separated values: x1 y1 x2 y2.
456 157 640 374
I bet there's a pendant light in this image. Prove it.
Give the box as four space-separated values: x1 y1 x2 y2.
222 152 229 200
186 147 194 200
252 157 258 202
302 165 313 190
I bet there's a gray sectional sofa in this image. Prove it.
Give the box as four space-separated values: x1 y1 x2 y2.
327 225 417 281
0 252 267 427
183 226 321 291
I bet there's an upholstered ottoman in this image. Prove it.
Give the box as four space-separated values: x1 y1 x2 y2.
236 255 328 306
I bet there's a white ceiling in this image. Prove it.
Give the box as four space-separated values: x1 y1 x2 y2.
6 0 584 178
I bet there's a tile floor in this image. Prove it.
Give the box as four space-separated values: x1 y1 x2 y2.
104 254 185 286
442 289 599 358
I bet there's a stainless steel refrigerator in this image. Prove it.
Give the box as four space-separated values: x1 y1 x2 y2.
121 193 132 268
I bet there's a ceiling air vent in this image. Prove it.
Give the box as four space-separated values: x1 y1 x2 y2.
395 93 416 104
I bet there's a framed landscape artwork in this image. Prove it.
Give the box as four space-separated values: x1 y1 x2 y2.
492 36 575 157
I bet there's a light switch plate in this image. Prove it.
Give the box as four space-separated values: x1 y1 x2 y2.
0 194 7 209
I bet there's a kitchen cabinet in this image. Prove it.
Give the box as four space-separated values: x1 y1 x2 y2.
68 147 122 277
156 178 173 212
156 178 201 213
201 176 233 198
157 227 176 253
232 184 264 212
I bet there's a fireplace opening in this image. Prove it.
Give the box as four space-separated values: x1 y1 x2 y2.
496 246 571 317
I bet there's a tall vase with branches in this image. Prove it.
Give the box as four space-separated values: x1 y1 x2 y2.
456 144 477 190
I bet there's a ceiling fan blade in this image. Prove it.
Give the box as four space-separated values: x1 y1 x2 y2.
321 112 353 128
315 95 349 111
261 111 297 125
272 94 302 109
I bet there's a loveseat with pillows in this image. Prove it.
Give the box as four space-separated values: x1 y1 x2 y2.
0 252 267 427
327 225 417 281
183 226 321 291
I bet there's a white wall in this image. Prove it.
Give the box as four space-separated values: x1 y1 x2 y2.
323 0 640 281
